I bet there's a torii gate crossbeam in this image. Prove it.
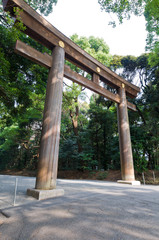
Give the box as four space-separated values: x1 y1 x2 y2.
3 0 140 199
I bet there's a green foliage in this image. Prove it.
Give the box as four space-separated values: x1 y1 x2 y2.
0 91 44 170
98 0 159 67
110 55 122 70
59 137 79 170
148 42 159 67
98 0 144 26
144 0 159 68
59 34 113 171
70 34 112 67
24 0 57 16
120 53 159 171
121 55 137 82
88 95 119 170
79 152 97 171
135 157 148 173
0 10 48 170
0 0 57 16
144 0 159 49
96 171 108 180
0 0 159 175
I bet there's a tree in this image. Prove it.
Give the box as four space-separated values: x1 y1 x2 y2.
111 53 154 89
121 55 137 83
25 0 57 16
71 34 112 67
110 55 122 71
144 0 159 52
98 0 145 26
0 0 57 18
63 83 85 154
98 0 159 67
0 9 49 170
60 34 112 170
88 95 119 170
112 52 159 171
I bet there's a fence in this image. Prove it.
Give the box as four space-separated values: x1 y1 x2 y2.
136 170 159 185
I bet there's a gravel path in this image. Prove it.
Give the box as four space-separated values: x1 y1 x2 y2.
0 175 159 240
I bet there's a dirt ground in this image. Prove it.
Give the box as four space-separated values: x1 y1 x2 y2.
58 169 121 181
0 169 121 181
0 169 159 184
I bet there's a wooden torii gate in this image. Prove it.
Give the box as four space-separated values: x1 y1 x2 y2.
3 0 140 199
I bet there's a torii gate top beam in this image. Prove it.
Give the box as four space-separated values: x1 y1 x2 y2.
3 0 140 102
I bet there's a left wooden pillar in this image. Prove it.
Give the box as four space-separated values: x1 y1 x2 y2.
27 45 65 199
35 46 64 190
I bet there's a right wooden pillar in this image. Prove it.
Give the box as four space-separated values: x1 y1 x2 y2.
117 84 135 181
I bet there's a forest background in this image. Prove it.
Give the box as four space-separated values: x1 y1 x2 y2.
0 0 159 180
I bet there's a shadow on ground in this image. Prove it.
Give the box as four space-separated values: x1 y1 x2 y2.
0 176 159 240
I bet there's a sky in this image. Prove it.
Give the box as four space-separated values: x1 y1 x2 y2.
46 0 147 57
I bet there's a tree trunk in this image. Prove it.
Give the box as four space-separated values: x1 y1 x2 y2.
70 104 82 153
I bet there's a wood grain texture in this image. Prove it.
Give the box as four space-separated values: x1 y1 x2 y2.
15 40 137 111
127 101 136 111
35 46 64 190
3 0 140 98
15 40 52 68
92 73 100 85
117 87 135 181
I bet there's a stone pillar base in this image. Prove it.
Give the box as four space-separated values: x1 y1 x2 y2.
117 180 141 186
27 188 64 200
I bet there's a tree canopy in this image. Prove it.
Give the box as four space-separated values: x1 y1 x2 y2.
98 0 159 67
98 0 144 25
0 0 57 16
0 0 159 176
24 0 57 16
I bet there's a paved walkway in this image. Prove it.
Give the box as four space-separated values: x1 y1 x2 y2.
0 175 159 240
